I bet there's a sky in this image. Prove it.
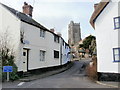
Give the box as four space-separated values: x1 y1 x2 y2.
1 0 101 42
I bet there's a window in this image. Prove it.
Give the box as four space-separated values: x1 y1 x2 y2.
62 40 64 46
65 44 67 49
114 17 120 29
113 48 120 62
23 52 26 56
54 35 59 43
54 50 59 58
40 50 45 61
40 29 45 38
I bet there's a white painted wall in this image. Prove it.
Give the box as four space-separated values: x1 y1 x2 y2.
61 42 70 65
95 2 119 73
21 22 61 70
0 4 71 72
0 5 22 71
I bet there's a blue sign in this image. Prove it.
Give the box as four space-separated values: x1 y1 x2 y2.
3 66 13 72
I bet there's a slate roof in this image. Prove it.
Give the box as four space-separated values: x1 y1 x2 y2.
90 0 110 28
1 3 48 31
1 3 70 46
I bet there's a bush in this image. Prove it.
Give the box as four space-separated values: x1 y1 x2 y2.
1 48 19 81
86 57 98 80
9 64 19 81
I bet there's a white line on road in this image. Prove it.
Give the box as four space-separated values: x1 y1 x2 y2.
17 82 25 87
96 81 118 88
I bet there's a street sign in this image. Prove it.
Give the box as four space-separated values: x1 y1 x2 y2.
3 66 13 72
3 66 13 82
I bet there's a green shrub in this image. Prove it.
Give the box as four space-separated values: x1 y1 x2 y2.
1 48 19 81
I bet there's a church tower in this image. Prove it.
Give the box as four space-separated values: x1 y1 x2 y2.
68 21 81 46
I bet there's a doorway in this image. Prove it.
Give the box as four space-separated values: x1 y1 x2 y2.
23 49 29 72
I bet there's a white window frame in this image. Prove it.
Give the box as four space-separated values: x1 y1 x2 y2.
40 29 45 38
114 17 120 29
54 35 59 43
54 50 59 58
40 50 46 61
113 48 120 62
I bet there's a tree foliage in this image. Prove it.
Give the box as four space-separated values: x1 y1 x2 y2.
82 35 96 49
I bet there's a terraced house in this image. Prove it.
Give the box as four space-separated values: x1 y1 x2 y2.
90 0 120 81
0 2 71 73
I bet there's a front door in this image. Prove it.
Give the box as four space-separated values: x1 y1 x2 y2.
23 49 28 72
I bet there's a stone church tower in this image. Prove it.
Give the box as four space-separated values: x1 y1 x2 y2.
68 21 81 46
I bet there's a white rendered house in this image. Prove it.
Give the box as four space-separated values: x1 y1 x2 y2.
90 0 120 81
0 2 71 72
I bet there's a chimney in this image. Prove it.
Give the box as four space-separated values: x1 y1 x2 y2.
50 28 55 33
57 32 62 37
94 3 99 10
22 2 33 17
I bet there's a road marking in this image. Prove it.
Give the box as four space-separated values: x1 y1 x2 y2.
96 81 119 88
17 82 25 87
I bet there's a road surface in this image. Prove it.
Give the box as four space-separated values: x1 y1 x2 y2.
2 60 112 88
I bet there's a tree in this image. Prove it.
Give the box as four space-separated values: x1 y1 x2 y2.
82 35 96 49
89 39 96 55
79 44 83 48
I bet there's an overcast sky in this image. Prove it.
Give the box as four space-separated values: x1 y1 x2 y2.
1 0 101 42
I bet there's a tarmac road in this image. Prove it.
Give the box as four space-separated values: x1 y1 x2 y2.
2 60 112 88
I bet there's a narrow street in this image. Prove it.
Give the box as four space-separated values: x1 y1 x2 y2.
2 60 111 88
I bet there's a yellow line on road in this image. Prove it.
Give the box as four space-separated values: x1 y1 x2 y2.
96 81 119 88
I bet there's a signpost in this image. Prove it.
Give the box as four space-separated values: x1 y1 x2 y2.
3 66 13 81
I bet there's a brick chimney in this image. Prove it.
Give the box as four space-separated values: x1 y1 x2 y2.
94 3 99 10
57 32 62 37
22 2 33 17
50 28 55 33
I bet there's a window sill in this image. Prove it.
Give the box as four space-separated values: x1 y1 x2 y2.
54 58 59 59
114 28 120 30
40 37 45 39
113 60 120 62
54 41 60 44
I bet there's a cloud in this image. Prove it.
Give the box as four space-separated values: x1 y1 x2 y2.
1 0 95 42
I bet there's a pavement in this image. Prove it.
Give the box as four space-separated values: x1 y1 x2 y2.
96 81 120 88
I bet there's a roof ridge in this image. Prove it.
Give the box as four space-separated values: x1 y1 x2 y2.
90 0 110 28
0 3 49 31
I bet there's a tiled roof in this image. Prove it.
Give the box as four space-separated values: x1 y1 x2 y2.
1 3 48 31
90 0 110 28
1 3 70 46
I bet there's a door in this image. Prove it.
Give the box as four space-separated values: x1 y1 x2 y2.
23 49 28 72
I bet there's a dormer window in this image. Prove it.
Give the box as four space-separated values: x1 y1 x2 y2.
40 29 45 38
114 17 120 29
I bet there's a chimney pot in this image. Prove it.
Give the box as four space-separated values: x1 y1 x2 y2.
22 2 33 17
50 29 55 33
94 3 99 10
24 2 28 5
57 32 62 37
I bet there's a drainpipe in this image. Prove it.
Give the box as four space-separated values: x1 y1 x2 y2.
60 38 62 65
